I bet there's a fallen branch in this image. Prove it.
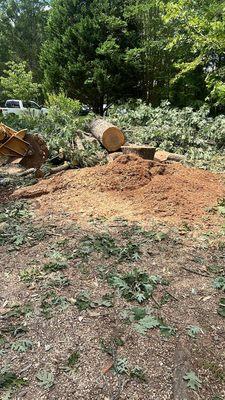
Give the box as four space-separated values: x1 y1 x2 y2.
16 168 36 177
173 337 190 400
181 266 210 277
49 162 70 175
165 290 179 301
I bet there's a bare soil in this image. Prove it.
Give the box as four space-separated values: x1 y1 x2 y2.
1 157 225 400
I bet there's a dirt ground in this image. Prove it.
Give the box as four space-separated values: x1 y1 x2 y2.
1 156 225 400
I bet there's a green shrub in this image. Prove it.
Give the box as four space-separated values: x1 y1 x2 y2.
0 94 106 167
46 92 81 125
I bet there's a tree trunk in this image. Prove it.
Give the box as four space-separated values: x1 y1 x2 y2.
90 119 125 152
92 96 104 116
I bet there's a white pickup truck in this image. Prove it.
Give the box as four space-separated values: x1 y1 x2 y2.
0 99 48 117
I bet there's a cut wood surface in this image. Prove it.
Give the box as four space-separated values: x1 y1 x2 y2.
154 150 185 162
90 119 125 152
121 145 156 160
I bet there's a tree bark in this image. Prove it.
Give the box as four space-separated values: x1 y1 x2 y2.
90 119 125 152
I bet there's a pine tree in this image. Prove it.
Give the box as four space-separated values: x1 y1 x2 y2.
41 0 140 113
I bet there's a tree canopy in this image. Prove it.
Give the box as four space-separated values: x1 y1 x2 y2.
0 0 224 112
0 0 49 78
0 61 40 100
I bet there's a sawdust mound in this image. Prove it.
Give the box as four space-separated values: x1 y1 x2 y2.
14 154 165 198
14 154 224 224
92 154 166 190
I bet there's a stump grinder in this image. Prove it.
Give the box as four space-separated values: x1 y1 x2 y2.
0 123 48 169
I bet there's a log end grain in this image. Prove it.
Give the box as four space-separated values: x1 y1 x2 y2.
103 128 125 152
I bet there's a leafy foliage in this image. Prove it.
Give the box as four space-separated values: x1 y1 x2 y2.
0 61 40 100
20 268 43 283
134 315 160 334
3 303 33 320
76 234 141 262
159 322 176 337
0 0 48 82
187 326 203 338
75 292 91 311
114 358 129 375
11 339 33 352
44 275 70 289
75 292 113 311
133 313 176 336
47 92 81 121
109 270 161 303
43 261 68 273
108 101 225 167
164 0 225 109
67 352 80 368
36 370 54 389
113 356 146 381
0 368 27 389
0 201 48 250
40 0 139 113
213 277 225 292
130 366 147 382
77 234 118 259
218 298 225 318
130 306 147 321
183 371 202 391
41 291 69 318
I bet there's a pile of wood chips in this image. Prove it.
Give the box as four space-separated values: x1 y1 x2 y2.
13 154 225 226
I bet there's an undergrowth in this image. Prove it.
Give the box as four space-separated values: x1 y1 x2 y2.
108 101 225 171
1 99 225 170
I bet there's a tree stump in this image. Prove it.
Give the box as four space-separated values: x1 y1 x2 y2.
90 119 125 152
121 145 156 160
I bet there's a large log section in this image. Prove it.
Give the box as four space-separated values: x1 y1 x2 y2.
90 119 125 152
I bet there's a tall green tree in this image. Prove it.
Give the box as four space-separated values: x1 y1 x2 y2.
41 0 141 114
164 0 225 108
0 61 40 100
0 0 49 79
124 0 177 105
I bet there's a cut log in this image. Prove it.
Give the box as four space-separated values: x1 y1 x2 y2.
50 162 70 174
90 119 125 152
121 145 156 160
16 168 35 177
154 150 185 162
